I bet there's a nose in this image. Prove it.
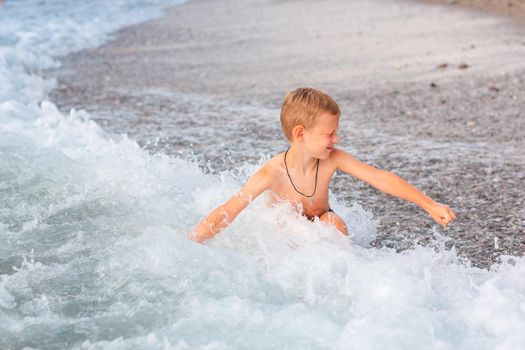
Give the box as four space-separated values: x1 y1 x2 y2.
333 133 339 144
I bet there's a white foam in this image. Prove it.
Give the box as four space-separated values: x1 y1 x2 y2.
1 107 523 347
0 0 524 349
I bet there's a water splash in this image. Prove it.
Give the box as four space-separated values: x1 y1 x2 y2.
0 0 524 349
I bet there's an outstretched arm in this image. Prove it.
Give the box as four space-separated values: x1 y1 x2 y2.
333 149 456 226
188 164 272 243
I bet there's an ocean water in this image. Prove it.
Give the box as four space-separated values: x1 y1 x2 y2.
1 1 525 349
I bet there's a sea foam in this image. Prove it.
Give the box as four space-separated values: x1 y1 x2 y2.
0 1 524 349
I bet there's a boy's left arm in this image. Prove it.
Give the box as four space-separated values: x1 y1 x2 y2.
333 149 456 226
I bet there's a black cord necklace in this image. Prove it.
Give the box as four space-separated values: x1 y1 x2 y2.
284 147 319 198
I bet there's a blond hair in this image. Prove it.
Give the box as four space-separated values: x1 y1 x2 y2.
280 87 340 141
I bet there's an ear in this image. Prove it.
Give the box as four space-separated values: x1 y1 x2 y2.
292 125 305 142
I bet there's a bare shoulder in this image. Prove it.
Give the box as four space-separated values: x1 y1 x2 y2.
331 147 356 163
331 147 384 181
243 154 283 189
265 152 287 174
330 147 367 173
327 147 357 169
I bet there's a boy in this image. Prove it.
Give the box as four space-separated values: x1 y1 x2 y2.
189 88 456 243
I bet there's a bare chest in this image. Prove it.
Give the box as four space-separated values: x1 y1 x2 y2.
269 168 333 218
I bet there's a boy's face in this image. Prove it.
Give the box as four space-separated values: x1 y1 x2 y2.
302 112 340 160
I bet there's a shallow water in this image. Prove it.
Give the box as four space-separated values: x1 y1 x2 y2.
1 0 525 349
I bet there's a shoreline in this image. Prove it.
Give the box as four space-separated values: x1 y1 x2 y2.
47 0 525 268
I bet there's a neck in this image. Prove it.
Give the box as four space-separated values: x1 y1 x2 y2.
286 145 318 175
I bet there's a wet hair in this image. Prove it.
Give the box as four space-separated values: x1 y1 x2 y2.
280 87 340 141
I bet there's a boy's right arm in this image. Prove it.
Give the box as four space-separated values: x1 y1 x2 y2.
188 164 273 243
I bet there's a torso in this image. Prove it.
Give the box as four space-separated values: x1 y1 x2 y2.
265 152 338 218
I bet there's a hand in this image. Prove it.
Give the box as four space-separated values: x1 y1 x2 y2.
187 227 204 243
428 202 456 227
